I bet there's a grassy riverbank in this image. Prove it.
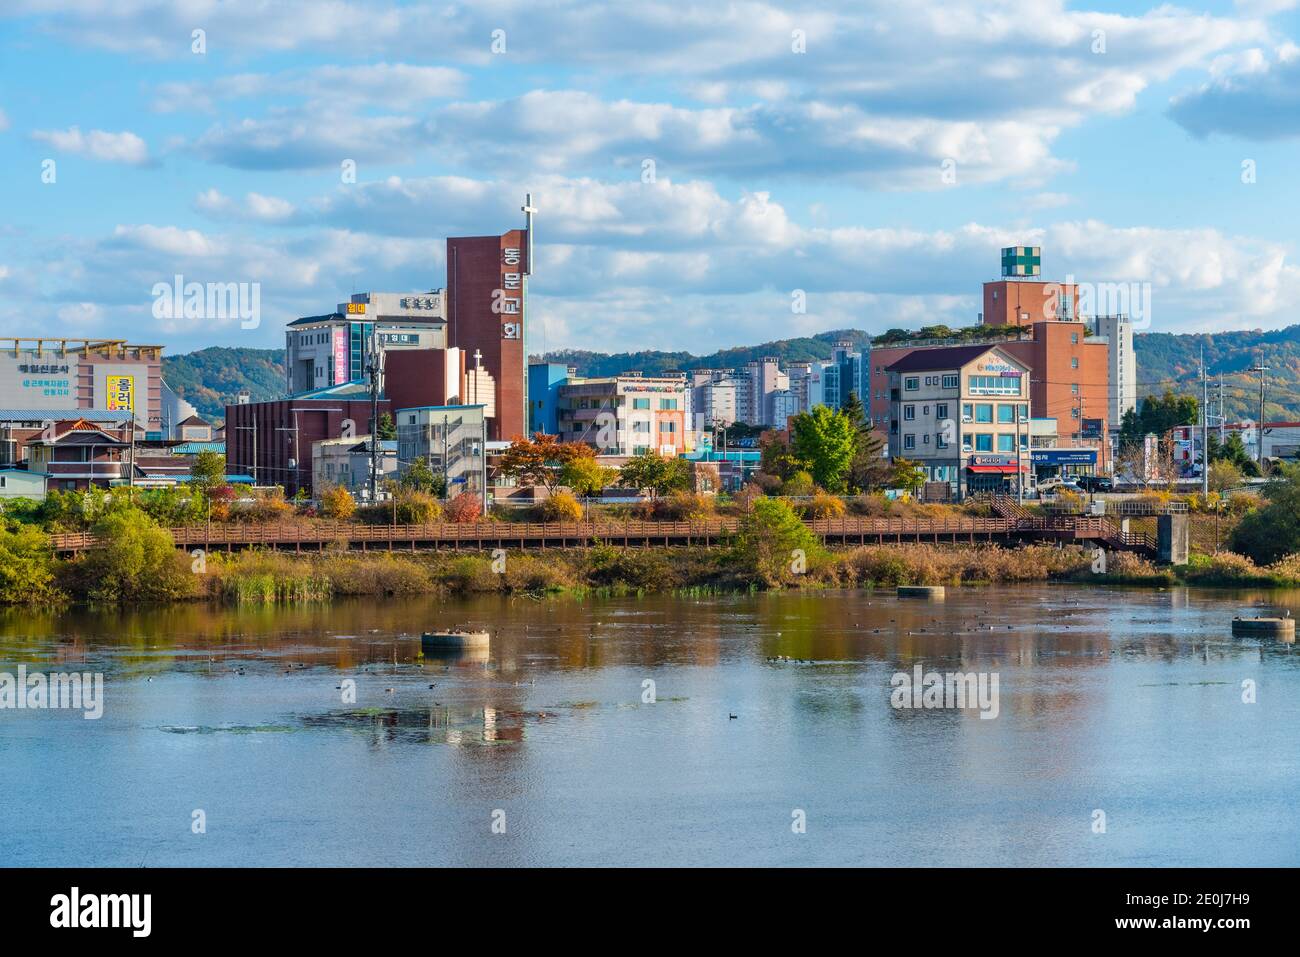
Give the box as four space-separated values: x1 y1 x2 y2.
5 492 1300 606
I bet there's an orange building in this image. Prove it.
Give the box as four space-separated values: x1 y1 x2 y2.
867 320 1110 471
982 279 1080 326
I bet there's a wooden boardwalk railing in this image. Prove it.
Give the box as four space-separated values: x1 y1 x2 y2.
47 513 1159 556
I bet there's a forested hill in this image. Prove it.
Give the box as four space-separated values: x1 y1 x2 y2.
1132 324 1300 422
162 347 286 422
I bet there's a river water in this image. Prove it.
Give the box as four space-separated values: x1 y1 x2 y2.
1 584 1296 867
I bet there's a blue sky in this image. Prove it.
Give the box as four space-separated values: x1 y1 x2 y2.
3 0 1300 357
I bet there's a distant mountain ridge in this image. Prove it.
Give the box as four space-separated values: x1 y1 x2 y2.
162 324 1300 425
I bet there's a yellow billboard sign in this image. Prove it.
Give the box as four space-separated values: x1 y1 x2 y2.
106 374 135 412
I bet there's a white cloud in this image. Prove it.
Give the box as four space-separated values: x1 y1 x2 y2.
31 126 151 165
194 189 295 223
152 63 466 113
1170 43 1300 138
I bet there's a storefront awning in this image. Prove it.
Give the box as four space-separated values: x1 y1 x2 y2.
968 464 1019 474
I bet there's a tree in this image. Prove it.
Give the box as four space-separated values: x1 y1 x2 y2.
376 412 397 440
189 450 226 497
890 457 927 496
732 497 823 587
789 405 856 492
559 456 616 497
0 524 61 604
1231 462 1300 563
77 509 196 602
617 451 692 498
759 429 802 482
400 456 447 496
1208 460 1244 493
496 433 596 493
1119 390 1198 449
840 391 890 492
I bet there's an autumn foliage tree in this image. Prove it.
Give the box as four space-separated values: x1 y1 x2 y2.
496 433 596 493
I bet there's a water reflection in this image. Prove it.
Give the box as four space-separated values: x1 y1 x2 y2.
0 584 1296 866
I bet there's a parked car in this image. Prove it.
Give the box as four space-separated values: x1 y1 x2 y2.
1076 475 1113 493
1035 477 1082 497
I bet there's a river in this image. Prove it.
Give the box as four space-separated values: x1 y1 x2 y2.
1 584 1296 866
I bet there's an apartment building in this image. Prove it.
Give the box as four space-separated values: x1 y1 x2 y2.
887 345 1030 497
558 372 689 456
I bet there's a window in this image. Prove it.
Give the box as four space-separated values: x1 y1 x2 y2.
968 375 1020 395
1019 404 1029 419
659 399 678 411
922 434 930 445
633 421 651 434
935 403 949 419
975 434 993 452
904 376 920 391
1071 357 1079 369
1071 408 1081 419
633 398 650 410
961 403 973 422
997 405 1015 424
974 404 993 423
997 434 1015 452
903 405 916 421
941 374 959 390
922 405 930 416
903 434 915 450
659 421 676 433
1071 332 1079 345
936 434 949 450
1071 383 1079 394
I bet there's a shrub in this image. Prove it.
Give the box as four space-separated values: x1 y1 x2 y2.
540 491 583 522
393 490 442 524
440 555 500 592
444 491 485 523
327 555 432 595
781 471 815 497
205 550 331 602
802 491 846 519
654 491 714 521
319 485 356 520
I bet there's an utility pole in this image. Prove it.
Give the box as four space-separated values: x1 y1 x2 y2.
1200 347 1209 496
236 418 258 485
1252 363 1269 469
366 325 383 503
1218 374 1225 445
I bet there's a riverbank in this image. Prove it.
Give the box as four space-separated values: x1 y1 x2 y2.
23 541 1300 605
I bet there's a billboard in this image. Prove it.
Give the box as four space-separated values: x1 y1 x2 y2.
1001 246 1041 277
106 374 134 412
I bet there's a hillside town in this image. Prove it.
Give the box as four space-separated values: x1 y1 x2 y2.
4 221 1288 511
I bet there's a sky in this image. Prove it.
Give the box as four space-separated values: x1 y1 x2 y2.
2 0 1300 357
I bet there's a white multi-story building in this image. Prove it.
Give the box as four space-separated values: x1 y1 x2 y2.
886 344 1031 498
558 372 690 456
285 291 448 394
1092 315 1136 431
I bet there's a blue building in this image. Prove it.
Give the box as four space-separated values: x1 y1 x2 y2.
528 362 571 436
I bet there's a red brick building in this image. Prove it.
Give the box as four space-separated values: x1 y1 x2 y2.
224 385 390 495
982 279 1080 326
446 229 528 441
